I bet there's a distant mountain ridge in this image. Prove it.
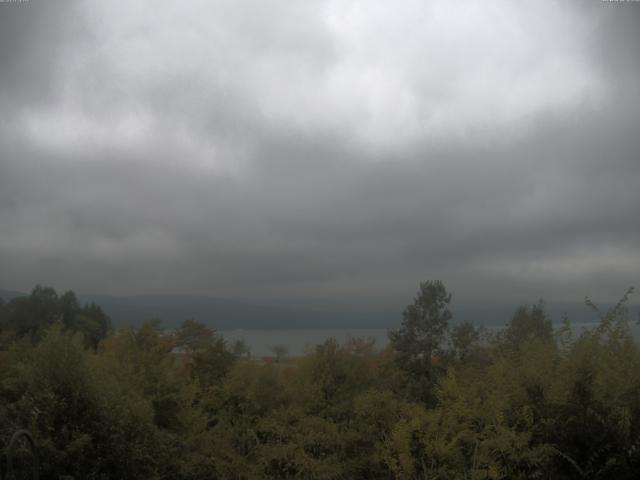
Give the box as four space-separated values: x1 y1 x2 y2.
81 295 633 330
1 287 637 330
78 294 398 330
0 289 27 301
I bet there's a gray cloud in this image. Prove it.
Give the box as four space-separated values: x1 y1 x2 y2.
1 0 639 313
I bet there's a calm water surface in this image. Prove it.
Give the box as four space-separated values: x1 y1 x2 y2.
221 322 640 358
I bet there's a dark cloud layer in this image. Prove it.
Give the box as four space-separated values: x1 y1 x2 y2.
1 0 639 312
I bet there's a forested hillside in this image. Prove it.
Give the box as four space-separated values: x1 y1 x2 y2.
0 283 639 479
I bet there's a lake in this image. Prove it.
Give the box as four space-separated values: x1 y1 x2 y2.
220 322 640 358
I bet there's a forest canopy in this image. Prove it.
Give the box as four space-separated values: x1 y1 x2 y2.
0 283 639 479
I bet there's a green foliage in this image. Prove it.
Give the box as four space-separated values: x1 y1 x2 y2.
175 319 216 352
0 324 166 479
0 285 111 348
450 321 481 363
174 319 236 390
1 283 639 479
389 280 452 403
499 300 553 353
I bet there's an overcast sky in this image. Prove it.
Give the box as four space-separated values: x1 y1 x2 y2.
0 0 638 311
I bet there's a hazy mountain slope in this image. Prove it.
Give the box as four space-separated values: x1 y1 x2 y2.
79 294 399 330
0 289 27 301
3 287 637 330
78 295 640 330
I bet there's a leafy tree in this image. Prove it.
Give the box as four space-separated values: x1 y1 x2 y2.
501 300 553 352
0 286 110 348
0 324 173 479
175 319 235 389
191 339 236 390
75 303 111 349
175 319 216 352
3 285 60 339
301 339 373 422
388 280 452 402
449 321 480 363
